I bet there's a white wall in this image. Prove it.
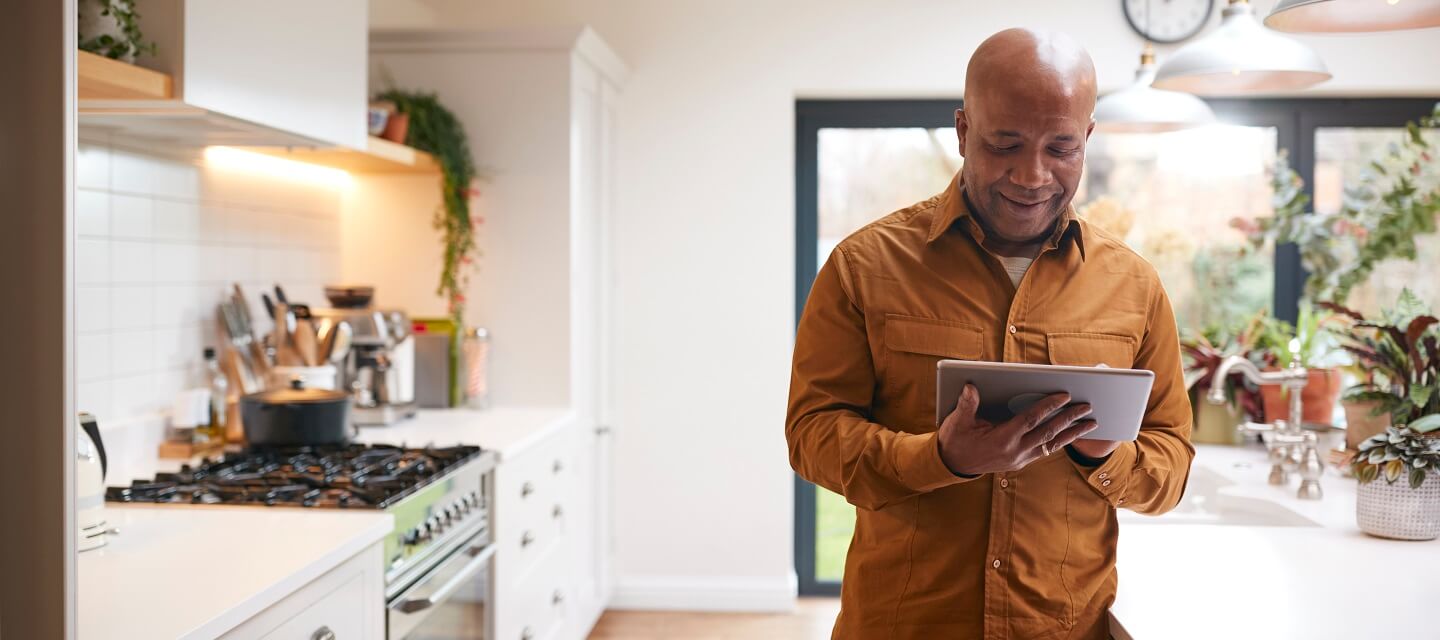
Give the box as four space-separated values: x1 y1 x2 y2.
371 0 1440 611
75 136 347 484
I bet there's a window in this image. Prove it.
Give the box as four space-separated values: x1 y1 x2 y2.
793 98 1439 596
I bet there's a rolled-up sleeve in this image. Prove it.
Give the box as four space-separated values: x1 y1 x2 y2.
786 248 975 512
1071 283 1195 514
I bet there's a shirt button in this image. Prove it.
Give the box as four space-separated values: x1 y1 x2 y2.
1102 479 1112 487
1000 479 1009 488
992 559 1001 569
1098 472 1108 479
1008 324 1017 334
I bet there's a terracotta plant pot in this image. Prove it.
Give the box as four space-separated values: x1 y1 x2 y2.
1343 398 1392 450
1259 367 1342 426
381 111 410 144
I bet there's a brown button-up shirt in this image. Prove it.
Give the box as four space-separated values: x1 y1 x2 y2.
787 174 1194 640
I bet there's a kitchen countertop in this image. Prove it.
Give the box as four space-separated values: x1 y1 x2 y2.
355 406 575 461
80 505 392 640
1110 443 1434 639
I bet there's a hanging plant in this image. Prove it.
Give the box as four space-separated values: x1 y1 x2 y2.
373 89 480 329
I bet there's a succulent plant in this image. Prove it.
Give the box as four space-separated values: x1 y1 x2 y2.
1352 425 1440 489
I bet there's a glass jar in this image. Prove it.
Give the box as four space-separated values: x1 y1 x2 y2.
461 327 490 410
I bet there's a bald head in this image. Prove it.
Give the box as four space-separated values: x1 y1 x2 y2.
955 28 1097 254
964 28 1097 117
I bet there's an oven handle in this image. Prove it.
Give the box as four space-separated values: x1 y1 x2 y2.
393 543 495 614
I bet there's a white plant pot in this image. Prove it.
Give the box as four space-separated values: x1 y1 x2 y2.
78 0 136 63
1356 472 1440 540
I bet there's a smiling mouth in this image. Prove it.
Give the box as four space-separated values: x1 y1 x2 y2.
1001 194 1049 208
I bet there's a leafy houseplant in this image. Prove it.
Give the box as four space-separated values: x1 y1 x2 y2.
78 0 156 63
1322 290 1440 441
1352 426 1440 489
1181 315 1273 444
1351 425 1440 540
372 90 480 330
1253 303 1345 426
1235 103 1440 306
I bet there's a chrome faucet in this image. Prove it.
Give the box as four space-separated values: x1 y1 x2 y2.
1206 339 1324 499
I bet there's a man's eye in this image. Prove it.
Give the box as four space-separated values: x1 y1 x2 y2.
990 145 1018 153
1049 147 1079 156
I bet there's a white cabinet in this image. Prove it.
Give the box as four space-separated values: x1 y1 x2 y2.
493 422 578 640
220 542 386 640
364 29 625 639
89 0 367 147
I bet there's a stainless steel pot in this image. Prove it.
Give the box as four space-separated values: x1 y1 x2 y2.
240 379 351 447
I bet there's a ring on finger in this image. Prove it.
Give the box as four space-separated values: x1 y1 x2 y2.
1041 440 1052 456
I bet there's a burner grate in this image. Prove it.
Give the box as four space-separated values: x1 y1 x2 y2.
107 444 481 509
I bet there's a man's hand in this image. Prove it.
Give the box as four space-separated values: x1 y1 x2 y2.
936 384 1099 476
1068 438 1121 460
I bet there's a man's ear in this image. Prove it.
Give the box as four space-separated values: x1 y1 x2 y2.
1085 118 1096 142
955 108 969 159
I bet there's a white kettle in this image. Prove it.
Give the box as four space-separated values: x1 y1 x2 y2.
77 412 113 551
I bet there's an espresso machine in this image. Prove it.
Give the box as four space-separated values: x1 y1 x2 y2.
311 285 417 425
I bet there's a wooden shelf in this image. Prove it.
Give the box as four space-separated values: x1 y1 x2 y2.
242 136 441 175
75 50 437 172
77 50 172 100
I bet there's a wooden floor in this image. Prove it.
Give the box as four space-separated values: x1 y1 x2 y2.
588 598 840 640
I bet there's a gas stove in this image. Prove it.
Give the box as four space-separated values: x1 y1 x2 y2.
107 442 498 612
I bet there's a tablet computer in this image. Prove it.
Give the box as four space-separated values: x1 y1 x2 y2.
936 360 1154 441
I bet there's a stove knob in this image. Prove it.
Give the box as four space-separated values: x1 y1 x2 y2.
402 528 420 546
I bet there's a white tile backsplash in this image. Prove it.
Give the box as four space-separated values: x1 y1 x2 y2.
75 141 344 443
111 240 155 284
111 194 153 238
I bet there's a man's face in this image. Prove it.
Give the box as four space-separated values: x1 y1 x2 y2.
956 86 1094 245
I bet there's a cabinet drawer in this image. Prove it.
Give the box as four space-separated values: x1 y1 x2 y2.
497 438 575 531
509 541 571 640
221 543 383 640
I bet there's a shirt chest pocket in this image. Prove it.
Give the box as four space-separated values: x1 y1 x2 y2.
881 315 984 397
1046 332 1136 369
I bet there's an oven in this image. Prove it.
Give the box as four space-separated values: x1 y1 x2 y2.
388 529 495 639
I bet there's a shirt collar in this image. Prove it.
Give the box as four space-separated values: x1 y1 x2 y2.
926 172 1087 261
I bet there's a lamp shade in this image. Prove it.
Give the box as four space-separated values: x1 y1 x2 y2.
1265 0 1440 33
1095 50 1217 133
1153 0 1332 95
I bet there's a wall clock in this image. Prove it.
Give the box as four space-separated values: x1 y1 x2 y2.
1123 0 1214 44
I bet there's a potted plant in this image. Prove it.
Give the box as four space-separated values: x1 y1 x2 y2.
1181 315 1271 445
78 0 156 63
1323 289 1440 450
1253 303 1345 427
1351 425 1440 540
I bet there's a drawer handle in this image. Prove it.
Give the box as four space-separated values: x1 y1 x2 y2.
521 626 535 640
521 530 535 548
552 504 564 519
553 589 565 606
521 482 535 498
553 459 563 474
311 626 336 640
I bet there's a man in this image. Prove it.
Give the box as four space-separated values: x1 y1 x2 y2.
786 28 1194 639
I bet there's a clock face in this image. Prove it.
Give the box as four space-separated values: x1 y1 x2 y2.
1123 0 1214 44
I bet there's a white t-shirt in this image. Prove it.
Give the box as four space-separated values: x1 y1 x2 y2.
997 255 1034 288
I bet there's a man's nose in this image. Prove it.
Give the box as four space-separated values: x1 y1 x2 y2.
1009 152 1051 191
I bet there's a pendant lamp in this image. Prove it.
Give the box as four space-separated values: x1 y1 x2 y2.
1095 45 1217 132
1266 0 1440 33
1153 0 1332 95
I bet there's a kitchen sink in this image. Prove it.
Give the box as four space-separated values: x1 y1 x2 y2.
1116 466 1320 527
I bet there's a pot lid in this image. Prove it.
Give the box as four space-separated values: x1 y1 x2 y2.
245 378 347 404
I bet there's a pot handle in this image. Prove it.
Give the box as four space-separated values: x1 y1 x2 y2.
79 412 108 479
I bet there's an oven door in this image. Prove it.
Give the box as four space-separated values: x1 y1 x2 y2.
388 531 494 640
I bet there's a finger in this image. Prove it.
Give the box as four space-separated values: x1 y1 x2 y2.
1019 403 1093 450
1013 392 1072 429
945 384 979 427
1047 419 1100 451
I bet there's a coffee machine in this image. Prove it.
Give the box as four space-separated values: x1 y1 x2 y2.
311 285 417 425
